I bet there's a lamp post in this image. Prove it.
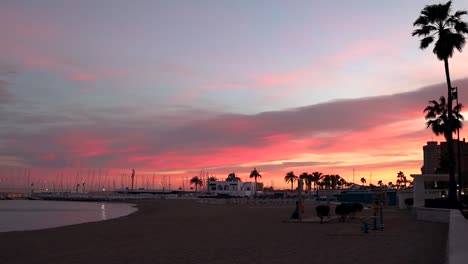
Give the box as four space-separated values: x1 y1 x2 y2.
453 86 462 198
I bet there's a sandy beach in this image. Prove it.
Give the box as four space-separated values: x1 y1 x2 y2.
0 199 447 264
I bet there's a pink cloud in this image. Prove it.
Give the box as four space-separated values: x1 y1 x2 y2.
68 73 97 82
3 78 468 188
67 73 97 82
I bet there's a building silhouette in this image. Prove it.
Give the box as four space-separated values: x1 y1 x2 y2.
422 140 468 189
422 141 441 174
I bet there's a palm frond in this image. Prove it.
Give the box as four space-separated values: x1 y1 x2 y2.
420 36 434 49
424 95 464 140
413 15 429 26
423 1 452 23
412 28 430 37
453 10 468 18
454 21 468 34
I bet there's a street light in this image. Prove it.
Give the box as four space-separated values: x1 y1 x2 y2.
453 86 463 198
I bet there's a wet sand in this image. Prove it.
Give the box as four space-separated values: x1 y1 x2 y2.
0 200 448 264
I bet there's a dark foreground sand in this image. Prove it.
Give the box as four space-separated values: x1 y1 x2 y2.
0 200 447 264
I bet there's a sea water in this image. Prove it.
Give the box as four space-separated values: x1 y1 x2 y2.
0 200 137 232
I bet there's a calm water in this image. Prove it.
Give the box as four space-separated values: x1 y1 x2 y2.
0 200 137 232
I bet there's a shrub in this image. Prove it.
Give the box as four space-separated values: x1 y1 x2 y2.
404 198 414 208
335 203 352 221
351 202 363 213
316 205 330 224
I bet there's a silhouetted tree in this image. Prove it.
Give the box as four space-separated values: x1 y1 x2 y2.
396 171 407 189
413 0 468 202
249 168 262 197
226 172 241 182
310 171 323 191
284 171 297 191
360 177 366 186
322 175 331 189
424 96 463 139
190 176 203 192
299 172 313 198
337 178 347 189
208 176 218 182
330 175 341 189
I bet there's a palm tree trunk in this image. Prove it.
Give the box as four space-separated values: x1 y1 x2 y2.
444 58 457 203
254 177 257 198
291 181 293 191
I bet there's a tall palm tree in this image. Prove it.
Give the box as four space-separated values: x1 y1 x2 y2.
322 175 331 190
249 168 262 197
413 1 468 202
284 171 297 191
300 172 313 194
330 175 341 189
424 96 464 139
190 176 203 192
310 171 323 191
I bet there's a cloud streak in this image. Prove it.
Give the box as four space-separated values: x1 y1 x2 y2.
2 78 467 187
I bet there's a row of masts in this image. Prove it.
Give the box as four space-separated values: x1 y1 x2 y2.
0 167 246 193
0 167 193 192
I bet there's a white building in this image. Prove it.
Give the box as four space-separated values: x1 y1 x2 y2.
208 180 257 197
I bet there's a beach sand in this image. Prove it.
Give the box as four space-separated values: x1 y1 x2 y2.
0 200 447 264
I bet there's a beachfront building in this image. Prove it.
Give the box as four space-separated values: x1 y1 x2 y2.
421 140 468 190
207 180 257 197
404 140 468 208
409 173 449 207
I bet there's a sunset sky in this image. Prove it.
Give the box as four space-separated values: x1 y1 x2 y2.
2 0 468 189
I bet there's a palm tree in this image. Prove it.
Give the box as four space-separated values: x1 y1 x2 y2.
360 177 366 186
226 172 241 182
388 181 394 189
424 96 463 139
300 173 313 194
249 168 262 197
413 1 468 202
190 176 203 192
310 172 323 191
322 175 331 190
330 175 341 189
284 171 297 191
338 178 347 189
208 176 218 182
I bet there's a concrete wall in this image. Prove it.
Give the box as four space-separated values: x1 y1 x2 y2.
414 206 451 223
448 210 468 264
397 190 443 209
397 191 413 209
